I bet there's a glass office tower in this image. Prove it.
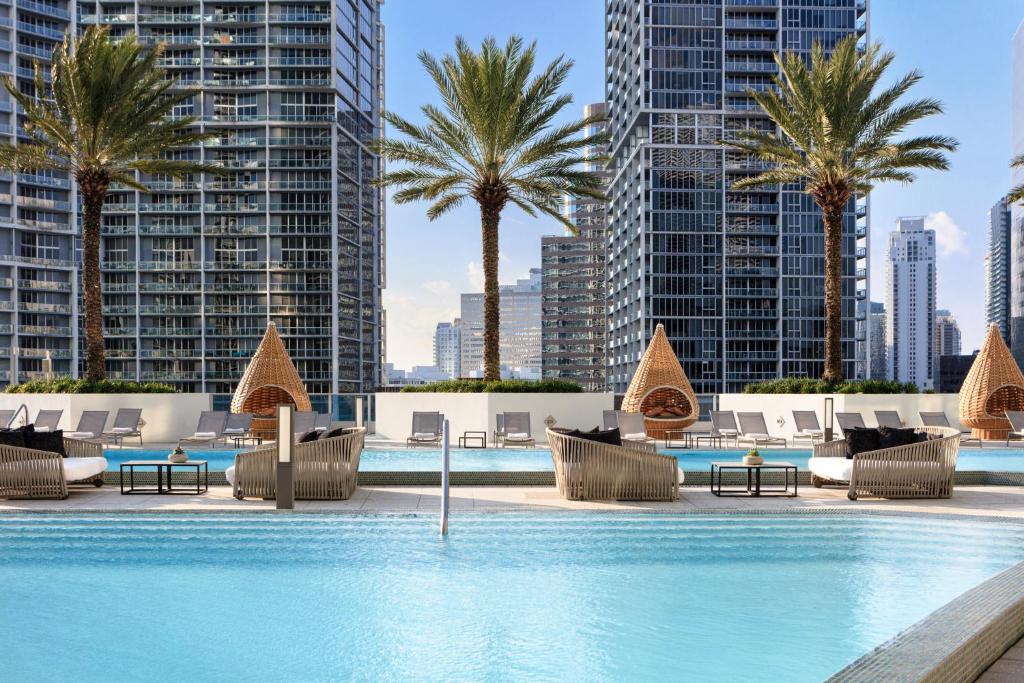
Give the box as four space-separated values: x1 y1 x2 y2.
605 0 870 394
69 0 384 416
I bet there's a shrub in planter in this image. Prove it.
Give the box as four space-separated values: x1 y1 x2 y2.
742 378 918 395
400 379 583 393
5 377 176 394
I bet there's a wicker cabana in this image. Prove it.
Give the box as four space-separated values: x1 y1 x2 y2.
959 324 1024 440
230 322 312 440
620 323 699 438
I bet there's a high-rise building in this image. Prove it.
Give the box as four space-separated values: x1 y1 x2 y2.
987 196 1012 343
541 102 608 392
460 270 542 379
71 1 384 418
935 309 962 358
605 1 870 394
886 217 936 389
868 301 886 379
1010 20 1024 363
433 319 461 379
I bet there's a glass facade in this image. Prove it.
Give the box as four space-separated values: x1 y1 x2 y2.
606 0 870 394
58 0 384 416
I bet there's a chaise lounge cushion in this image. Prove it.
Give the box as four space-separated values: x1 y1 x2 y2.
808 456 854 483
25 428 65 457
878 426 919 449
61 456 107 482
844 427 879 459
225 465 236 487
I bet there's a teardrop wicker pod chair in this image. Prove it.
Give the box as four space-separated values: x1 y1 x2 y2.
959 324 1024 440
620 323 699 438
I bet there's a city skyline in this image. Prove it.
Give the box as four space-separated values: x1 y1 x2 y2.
382 0 1024 371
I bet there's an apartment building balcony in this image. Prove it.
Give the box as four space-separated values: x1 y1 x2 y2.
205 180 266 190
724 81 775 94
267 135 330 146
726 201 778 214
158 57 202 68
205 304 266 314
140 371 203 381
19 0 71 21
136 35 200 47
726 223 777 235
101 224 136 235
266 34 329 45
723 61 777 74
18 219 72 233
19 279 72 292
0 300 12 311
724 38 776 51
18 348 71 359
724 17 778 30
269 56 330 67
18 324 70 336
856 288 867 300
203 260 264 270
3 255 75 268
18 302 72 314
139 328 202 337
268 260 330 271
18 43 53 60
267 77 332 88
268 12 330 23
726 308 778 319
137 12 201 23
18 173 70 189
204 202 266 212
139 305 202 315
725 244 780 256
102 202 137 213
269 202 330 212
16 21 64 40
725 287 778 298
139 282 200 293
725 266 778 277
104 328 138 336
139 349 201 359
139 202 201 212
724 350 778 360
201 34 266 46
204 137 265 148
144 181 201 191
203 77 267 88
0 278 11 288
204 224 264 235
135 261 201 271
725 328 779 339
0 324 12 334
205 326 265 337
725 0 779 8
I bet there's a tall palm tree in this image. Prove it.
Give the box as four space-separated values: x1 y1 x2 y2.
1011 156 1024 204
0 26 217 382
373 36 608 382
724 36 956 381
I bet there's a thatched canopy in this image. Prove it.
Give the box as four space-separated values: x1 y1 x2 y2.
959 324 1024 439
621 323 699 437
230 322 311 438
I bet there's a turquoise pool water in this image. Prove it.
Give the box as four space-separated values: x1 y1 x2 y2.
102 446 1024 472
1 514 1023 681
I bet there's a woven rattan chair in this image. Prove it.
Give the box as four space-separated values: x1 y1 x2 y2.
0 438 107 499
791 411 824 446
179 411 228 447
737 412 787 448
501 412 535 447
103 408 143 447
808 426 960 500
65 411 109 442
919 412 981 447
228 428 365 500
960 324 1024 439
33 409 62 432
874 410 903 428
835 412 866 434
620 323 699 438
407 412 443 447
710 410 740 447
547 428 679 501
230 322 313 440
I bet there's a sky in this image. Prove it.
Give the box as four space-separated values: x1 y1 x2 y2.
380 0 1023 370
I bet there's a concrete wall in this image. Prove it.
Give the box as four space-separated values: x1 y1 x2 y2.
0 394 214 443
718 393 962 440
373 392 615 444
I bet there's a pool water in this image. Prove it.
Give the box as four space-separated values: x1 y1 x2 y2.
101 446 1024 473
1 514 1022 682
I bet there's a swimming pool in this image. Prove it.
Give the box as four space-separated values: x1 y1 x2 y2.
1 513 1022 681
101 445 1024 472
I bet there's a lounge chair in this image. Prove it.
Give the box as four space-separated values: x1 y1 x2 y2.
602 410 618 431
314 413 332 432
0 409 15 429
874 410 903 428
547 428 680 501
103 408 143 447
228 427 365 500
919 412 981 447
0 438 107 499
178 410 228 447
32 409 62 432
710 411 740 447
1005 411 1024 446
65 411 109 442
791 411 824 446
293 411 317 439
808 426 960 500
614 411 655 444
407 411 443 447
500 412 534 447
835 412 866 434
494 413 507 446
737 412 787 448
222 413 255 447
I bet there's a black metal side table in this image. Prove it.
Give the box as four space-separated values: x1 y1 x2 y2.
663 429 693 449
711 461 798 497
120 460 209 495
458 431 487 448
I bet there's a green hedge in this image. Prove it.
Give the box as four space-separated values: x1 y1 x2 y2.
400 379 584 393
742 378 919 395
5 377 176 394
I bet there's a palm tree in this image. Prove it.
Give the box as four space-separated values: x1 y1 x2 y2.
1011 155 1024 204
724 36 956 381
373 36 608 382
0 26 217 382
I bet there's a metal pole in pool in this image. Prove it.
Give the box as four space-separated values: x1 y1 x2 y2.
441 418 450 537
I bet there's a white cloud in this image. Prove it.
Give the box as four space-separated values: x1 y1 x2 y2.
467 261 484 291
422 280 451 295
925 211 969 258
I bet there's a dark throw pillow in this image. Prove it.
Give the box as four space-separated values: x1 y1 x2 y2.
564 427 622 447
878 426 919 450
298 430 320 443
319 426 348 440
844 427 879 459
0 427 26 449
25 428 65 457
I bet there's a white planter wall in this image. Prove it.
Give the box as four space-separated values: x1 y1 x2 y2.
718 393 963 440
0 393 214 443
373 392 615 444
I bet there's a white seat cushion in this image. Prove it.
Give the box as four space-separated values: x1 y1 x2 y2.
65 432 95 439
225 465 235 486
743 432 771 438
808 456 853 483
717 428 738 435
507 432 530 439
624 432 648 441
193 431 217 438
412 432 437 439
63 456 107 482
110 427 135 434
224 427 246 434
796 430 823 437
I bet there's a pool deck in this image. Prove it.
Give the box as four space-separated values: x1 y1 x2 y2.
4 484 1024 517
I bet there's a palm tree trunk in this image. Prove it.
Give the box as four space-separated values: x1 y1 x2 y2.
480 202 501 382
821 201 844 382
77 171 110 383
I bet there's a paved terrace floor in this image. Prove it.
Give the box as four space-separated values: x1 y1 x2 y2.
4 484 1024 516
